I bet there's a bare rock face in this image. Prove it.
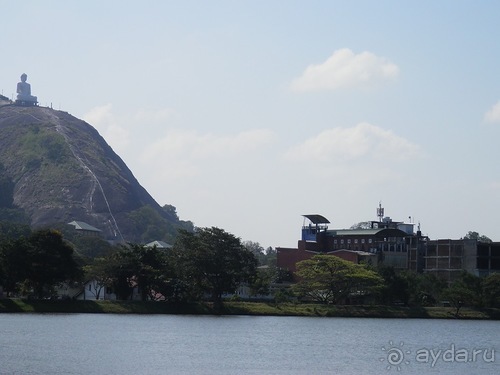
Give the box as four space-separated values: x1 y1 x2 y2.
0 105 190 243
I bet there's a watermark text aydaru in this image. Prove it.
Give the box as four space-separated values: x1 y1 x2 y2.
381 341 496 371
415 344 495 367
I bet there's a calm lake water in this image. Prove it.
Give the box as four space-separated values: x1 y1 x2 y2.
0 314 498 375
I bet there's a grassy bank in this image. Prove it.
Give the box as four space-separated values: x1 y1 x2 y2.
223 302 500 319
0 299 212 315
1 299 499 319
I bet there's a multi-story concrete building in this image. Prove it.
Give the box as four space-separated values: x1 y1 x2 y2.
424 239 500 282
277 209 500 282
277 212 427 274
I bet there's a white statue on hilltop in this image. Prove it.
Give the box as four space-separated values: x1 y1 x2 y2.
16 73 37 105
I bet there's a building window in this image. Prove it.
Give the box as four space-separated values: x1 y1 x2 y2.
347 239 351 244
368 239 373 244
334 239 337 245
361 239 365 244
341 239 344 245
354 239 358 244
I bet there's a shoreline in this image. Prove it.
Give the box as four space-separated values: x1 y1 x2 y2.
0 299 499 319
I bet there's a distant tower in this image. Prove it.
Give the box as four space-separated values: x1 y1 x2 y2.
377 202 384 222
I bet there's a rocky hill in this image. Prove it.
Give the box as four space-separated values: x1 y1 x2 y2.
0 102 192 243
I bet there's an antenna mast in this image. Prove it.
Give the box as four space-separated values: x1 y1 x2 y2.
377 201 384 222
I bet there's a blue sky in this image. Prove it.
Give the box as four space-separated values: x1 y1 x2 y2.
2 1 500 248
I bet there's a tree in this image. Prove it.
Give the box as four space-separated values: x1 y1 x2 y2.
72 236 114 259
293 255 383 304
264 247 277 267
441 271 482 316
0 221 31 240
173 227 257 310
82 257 115 300
0 237 31 296
130 243 170 301
350 222 372 230
413 272 446 306
162 204 180 221
125 205 194 244
482 273 500 308
25 229 82 298
101 243 179 301
249 267 272 297
441 281 475 317
242 242 276 267
456 271 483 307
274 267 294 283
375 267 448 307
464 231 492 243
243 241 266 265
105 247 139 300
377 266 412 305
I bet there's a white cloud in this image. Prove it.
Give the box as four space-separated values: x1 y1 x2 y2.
83 103 114 125
283 122 420 163
484 100 500 123
132 108 176 124
141 128 275 178
144 129 274 159
83 104 130 152
290 48 399 92
83 105 178 153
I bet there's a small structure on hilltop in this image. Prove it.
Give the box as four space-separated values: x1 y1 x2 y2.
15 73 38 106
67 221 102 237
145 240 172 250
0 94 11 107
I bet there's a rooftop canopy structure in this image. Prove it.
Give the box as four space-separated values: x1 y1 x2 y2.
302 214 330 241
302 214 330 224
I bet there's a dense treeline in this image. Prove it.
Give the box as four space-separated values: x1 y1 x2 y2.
0 225 82 298
0 223 265 310
293 255 500 315
1 222 499 315
83 228 259 310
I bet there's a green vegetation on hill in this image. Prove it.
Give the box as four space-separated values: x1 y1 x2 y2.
0 105 193 243
125 205 192 245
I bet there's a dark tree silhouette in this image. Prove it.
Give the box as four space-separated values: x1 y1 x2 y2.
25 229 82 298
173 227 257 311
